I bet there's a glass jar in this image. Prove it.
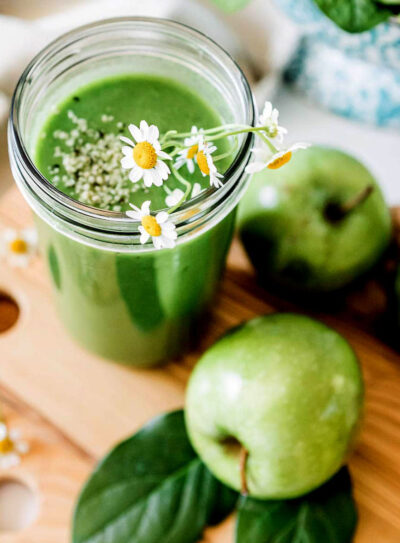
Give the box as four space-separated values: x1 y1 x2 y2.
8 18 255 367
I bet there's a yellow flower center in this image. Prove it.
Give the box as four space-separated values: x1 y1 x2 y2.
9 239 28 254
196 151 210 175
133 142 158 170
187 144 198 159
0 436 13 454
142 215 161 237
267 151 292 170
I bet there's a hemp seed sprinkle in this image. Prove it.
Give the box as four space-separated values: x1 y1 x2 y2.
50 110 140 211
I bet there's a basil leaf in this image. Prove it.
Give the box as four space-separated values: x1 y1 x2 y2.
209 0 252 12
73 410 237 543
313 0 394 32
236 467 357 543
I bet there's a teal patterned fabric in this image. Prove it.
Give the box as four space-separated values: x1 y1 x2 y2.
274 0 400 128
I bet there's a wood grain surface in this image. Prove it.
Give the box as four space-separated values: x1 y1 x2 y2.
0 187 400 542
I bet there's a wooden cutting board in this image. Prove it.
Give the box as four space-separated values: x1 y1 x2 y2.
0 186 400 543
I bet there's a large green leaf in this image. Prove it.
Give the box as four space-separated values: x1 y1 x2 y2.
209 0 252 13
236 467 357 543
313 0 396 32
73 410 237 543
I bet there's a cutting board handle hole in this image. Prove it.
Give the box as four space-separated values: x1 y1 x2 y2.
0 291 20 334
0 477 39 532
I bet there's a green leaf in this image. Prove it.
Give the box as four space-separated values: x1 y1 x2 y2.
313 0 394 32
236 467 357 543
209 0 252 13
73 410 238 543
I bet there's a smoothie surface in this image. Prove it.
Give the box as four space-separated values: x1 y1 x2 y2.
34 74 232 211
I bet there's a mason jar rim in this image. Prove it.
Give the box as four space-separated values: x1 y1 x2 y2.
9 17 255 248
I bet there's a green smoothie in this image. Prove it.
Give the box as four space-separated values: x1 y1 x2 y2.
33 74 236 366
35 74 230 212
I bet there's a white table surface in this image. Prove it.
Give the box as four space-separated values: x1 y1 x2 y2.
276 85 400 206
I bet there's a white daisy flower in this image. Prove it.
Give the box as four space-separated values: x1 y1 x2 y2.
174 126 205 174
0 422 29 470
127 200 177 250
165 188 185 208
245 143 310 174
120 120 172 188
192 183 202 197
259 102 287 143
196 139 224 189
0 228 38 268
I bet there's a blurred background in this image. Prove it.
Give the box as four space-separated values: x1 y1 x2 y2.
0 0 399 203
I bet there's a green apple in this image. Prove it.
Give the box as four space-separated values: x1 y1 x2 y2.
238 146 391 292
185 313 364 499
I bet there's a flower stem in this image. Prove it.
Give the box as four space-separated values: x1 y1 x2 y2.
167 166 192 213
213 137 239 163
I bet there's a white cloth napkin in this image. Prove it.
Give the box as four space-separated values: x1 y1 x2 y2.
0 0 299 123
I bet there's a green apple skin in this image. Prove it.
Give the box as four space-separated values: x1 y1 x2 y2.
185 313 364 499
238 146 391 292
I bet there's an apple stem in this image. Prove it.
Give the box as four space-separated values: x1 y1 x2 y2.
325 184 374 222
341 185 374 214
240 447 249 496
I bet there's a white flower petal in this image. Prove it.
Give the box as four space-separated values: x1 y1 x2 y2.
155 160 170 180
160 235 176 249
139 229 150 245
251 147 272 160
0 424 7 441
192 183 202 197
261 101 272 121
121 155 135 169
153 236 163 250
121 145 133 156
147 124 159 143
141 201 151 216
187 160 195 174
156 211 169 224
128 124 143 143
142 170 154 187
140 120 149 140
151 169 161 185
157 150 172 161
120 135 135 146
290 142 311 151
129 166 144 183
245 161 266 174
162 225 177 240
174 157 185 170
127 203 142 220
3 229 17 243
165 189 184 207
210 174 223 188
126 210 140 220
